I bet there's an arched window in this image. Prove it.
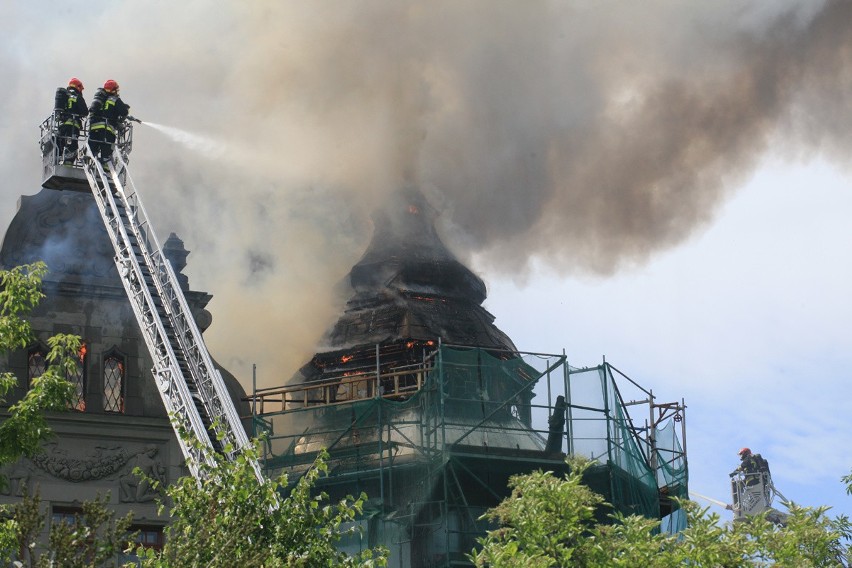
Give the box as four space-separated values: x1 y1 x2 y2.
27 345 47 389
67 343 87 412
103 349 125 414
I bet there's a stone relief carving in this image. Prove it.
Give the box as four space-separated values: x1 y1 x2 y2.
26 442 168 503
119 445 167 503
30 442 136 483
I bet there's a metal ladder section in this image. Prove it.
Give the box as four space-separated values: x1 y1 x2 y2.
79 144 263 483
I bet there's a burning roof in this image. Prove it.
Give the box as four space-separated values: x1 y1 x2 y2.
296 187 516 383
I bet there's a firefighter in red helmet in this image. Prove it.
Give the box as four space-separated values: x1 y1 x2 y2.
53 77 88 164
731 447 770 486
88 79 131 169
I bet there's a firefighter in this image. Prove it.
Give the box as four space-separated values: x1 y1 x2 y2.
731 447 770 486
88 79 131 170
54 77 88 164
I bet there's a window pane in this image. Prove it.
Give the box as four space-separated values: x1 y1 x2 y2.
27 349 46 388
132 525 164 549
103 355 125 413
52 506 82 525
120 524 164 563
67 343 86 412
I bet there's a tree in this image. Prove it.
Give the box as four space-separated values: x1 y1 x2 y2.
0 262 81 565
5 489 134 568
470 457 851 567
0 262 78 470
132 435 387 567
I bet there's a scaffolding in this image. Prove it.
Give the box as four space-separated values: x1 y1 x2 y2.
251 344 688 567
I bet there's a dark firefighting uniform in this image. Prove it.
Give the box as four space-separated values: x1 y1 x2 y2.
54 86 88 161
88 88 130 164
736 453 769 487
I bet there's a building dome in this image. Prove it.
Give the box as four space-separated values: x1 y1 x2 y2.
0 187 249 417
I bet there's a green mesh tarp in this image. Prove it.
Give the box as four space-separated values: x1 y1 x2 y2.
565 365 661 520
255 346 688 566
655 419 688 496
654 419 689 532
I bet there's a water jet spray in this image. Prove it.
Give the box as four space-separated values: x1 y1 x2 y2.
141 121 227 159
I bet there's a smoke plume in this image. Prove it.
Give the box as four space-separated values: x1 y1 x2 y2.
2 1 851 385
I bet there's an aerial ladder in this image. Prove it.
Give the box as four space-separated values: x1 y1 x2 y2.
39 112 263 483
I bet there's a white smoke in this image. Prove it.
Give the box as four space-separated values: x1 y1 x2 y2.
1 1 852 386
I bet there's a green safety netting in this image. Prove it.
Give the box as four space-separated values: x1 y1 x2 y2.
253 346 688 565
654 418 689 532
565 366 661 520
655 419 688 495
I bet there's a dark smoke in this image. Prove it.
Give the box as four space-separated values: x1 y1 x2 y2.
225 1 852 276
2 1 851 383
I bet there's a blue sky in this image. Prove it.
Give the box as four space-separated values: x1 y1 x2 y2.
483 158 852 517
2 0 851 522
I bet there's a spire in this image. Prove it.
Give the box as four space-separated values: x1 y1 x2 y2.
320 186 514 352
349 186 486 304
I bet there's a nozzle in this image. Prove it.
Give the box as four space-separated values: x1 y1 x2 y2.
127 115 142 124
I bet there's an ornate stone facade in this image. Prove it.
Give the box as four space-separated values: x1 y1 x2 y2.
0 187 249 545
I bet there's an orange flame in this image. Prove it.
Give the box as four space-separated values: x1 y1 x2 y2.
341 355 353 363
79 343 88 361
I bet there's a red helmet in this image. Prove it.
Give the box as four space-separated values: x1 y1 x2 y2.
68 77 84 91
103 79 119 93
738 447 751 457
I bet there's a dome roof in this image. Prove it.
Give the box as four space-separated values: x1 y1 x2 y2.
0 187 249 412
0 189 118 285
303 187 516 380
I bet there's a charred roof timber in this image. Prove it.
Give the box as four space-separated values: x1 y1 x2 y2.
296 186 515 385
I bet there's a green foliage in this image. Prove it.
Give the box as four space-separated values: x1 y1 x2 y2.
0 489 133 568
0 262 47 351
0 262 77 468
472 456 605 567
745 504 851 567
0 262 79 563
0 333 79 466
42 493 134 568
658 504 758 567
134 435 387 568
0 486 44 566
471 458 851 567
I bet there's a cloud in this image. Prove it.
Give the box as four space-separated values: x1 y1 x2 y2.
3 1 852 383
